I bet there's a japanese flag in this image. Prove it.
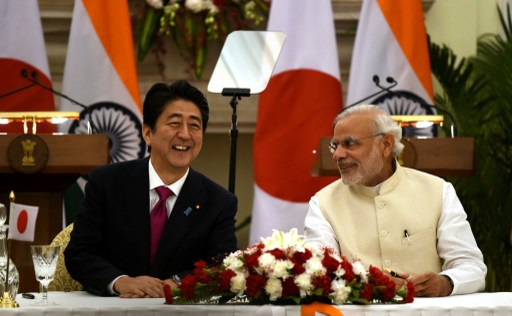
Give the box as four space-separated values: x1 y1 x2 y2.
250 0 342 242
8 203 39 242
0 0 56 133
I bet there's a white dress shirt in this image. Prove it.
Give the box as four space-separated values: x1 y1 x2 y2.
148 160 188 217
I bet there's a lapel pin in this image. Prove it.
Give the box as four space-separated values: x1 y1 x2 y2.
195 204 201 210
184 207 192 216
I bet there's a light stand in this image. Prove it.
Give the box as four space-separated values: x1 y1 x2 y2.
222 88 250 194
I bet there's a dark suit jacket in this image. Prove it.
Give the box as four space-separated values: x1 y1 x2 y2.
64 157 238 296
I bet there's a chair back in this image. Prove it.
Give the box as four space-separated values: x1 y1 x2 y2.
47 223 82 292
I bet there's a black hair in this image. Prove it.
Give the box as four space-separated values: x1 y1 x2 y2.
142 80 209 133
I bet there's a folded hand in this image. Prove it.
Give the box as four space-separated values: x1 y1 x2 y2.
114 276 165 298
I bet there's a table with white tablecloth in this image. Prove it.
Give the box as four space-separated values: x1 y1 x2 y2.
0 291 509 316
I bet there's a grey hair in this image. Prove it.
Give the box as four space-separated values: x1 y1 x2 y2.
333 104 404 158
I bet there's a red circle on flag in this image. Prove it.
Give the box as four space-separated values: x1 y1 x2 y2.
17 210 29 234
254 70 341 202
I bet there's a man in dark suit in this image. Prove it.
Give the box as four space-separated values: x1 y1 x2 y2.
65 80 238 298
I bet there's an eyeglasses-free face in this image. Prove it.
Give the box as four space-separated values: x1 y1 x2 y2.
328 133 384 154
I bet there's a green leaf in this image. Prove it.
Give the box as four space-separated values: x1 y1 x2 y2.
137 8 162 62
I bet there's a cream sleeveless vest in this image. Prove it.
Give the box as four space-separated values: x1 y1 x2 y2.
316 163 443 275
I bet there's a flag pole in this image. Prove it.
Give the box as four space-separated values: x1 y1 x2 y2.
0 191 19 308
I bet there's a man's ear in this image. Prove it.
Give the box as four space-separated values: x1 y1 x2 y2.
381 133 394 158
142 124 152 146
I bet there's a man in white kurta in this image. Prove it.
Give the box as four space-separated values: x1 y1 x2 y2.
304 104 486 297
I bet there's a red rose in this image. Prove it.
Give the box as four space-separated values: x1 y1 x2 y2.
312 275 332 295
244 250 262 269
163 283 173 304
179 275 197 299
282 277 300 297
404 281 415 303
360 283 373 301
268 248 286 260
219 269 236 291
292 249 313 264
245 274 267 297
291 258 305 275
193 260 209 283
213 0 228 7
340 257 355 281
322 253 340 274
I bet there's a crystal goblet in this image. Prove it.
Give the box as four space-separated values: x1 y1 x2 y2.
30 245 60 305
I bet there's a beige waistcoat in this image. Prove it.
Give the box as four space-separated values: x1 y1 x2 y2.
316 163 443 275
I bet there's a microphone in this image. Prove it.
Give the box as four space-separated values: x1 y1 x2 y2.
373 75 398 93
346 75 398 108
20 69 94 134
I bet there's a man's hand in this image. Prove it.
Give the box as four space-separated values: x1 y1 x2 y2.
114 276 165 298
385 270 410 291
407 272 453 297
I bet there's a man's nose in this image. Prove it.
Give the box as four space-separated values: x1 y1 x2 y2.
332 145 348 161
178 125 191 138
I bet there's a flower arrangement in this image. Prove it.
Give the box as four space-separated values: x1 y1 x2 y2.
164 229 414 305
137 0 270 79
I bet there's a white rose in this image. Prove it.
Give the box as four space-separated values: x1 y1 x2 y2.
258 253 276 270
185 0 215 13
230 272 247 294
265 278 283 301
294 273 313 293
305 257 326 275
269 260 293 279
351 261 368 283
223 256 244 271
330 279 351 304
146 0 163 9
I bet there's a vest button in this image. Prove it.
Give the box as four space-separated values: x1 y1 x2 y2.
384 260 392 267
377 201 386 208
380 230 388 237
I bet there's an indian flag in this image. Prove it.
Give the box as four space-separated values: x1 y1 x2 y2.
0 0 55 134
249 0 342 243
346 0 435 136
59 0 145 223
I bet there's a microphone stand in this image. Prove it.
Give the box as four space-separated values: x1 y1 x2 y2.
0 83 36 99
222 88 250 194
20 69 94 134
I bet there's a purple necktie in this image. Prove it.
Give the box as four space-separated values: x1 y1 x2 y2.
150 186 173 262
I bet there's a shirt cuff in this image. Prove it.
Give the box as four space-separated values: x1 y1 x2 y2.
109 275 128 295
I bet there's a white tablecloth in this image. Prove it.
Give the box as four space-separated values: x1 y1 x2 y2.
0 291 509 316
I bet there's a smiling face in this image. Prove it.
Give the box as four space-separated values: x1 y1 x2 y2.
142 99 203 183
331 111 394 186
